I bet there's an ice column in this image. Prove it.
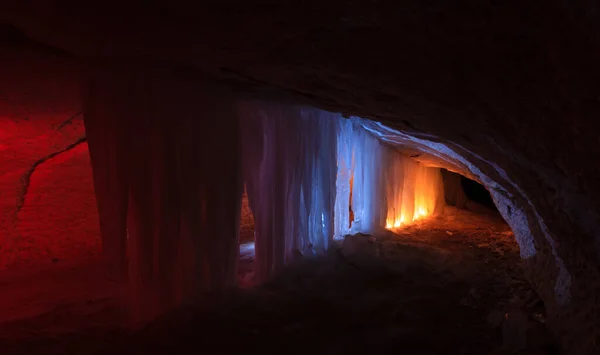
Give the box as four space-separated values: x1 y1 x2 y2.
84 66 241 325
334 119 390 235
240 103 339 282
334 119 355 239
349 124 388 233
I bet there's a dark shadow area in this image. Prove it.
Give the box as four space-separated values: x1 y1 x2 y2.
441 169 500 218
461 176 497 211
0 24 27 46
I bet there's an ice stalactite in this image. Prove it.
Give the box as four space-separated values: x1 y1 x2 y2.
334 118 445 238
84 67 241 325
83 70 130 281
240 103 339 282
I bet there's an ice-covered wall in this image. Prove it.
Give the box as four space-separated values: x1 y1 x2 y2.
334 119 445 239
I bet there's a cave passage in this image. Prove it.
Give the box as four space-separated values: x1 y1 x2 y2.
462 176 498 212
0 55 557 355
4 2 600 352
0 85 557 355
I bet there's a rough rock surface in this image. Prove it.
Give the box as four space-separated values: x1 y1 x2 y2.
0 46 94 269
0 2 599 353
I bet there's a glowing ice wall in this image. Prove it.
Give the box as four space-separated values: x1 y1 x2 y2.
384 157 445 229
239 103 339 282
334 119 445 238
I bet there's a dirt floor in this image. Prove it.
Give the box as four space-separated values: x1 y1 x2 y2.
0 206 559 355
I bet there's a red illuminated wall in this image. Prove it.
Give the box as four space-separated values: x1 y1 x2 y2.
0 46 100 270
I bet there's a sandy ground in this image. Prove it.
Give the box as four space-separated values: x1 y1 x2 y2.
0 207 559 355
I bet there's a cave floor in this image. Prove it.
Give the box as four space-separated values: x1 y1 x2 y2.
0 207 558 355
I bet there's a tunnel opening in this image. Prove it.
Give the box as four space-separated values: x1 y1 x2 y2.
461 175 498 212
441 168 501 216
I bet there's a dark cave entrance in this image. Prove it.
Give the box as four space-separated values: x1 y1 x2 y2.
441 168 500 216
461 176 498 211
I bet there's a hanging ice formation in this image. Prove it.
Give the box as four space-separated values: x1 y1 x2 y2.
84 65 445 324
84 68 242 325
239 103 339 282
239 104 445 282
334 118 445 239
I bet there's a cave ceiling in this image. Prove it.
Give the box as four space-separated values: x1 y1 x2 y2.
1 1 598 182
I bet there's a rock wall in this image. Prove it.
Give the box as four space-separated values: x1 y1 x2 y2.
0 46 98 269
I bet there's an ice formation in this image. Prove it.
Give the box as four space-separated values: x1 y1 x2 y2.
239 105 445 282
334 118 445 238
84 73 445 322
239 103 339 281
84 71 242 324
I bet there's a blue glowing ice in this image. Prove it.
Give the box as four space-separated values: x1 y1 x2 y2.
334 118 445 238
239 103 339 281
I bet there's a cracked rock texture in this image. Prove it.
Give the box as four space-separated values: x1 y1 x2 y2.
1 1 599 353
0 45 97 269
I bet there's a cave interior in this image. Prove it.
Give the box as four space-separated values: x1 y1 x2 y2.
0 2 599 355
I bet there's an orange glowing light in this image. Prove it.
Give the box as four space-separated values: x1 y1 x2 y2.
412 206 428 221
384 162 443 231
385 206 429 230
